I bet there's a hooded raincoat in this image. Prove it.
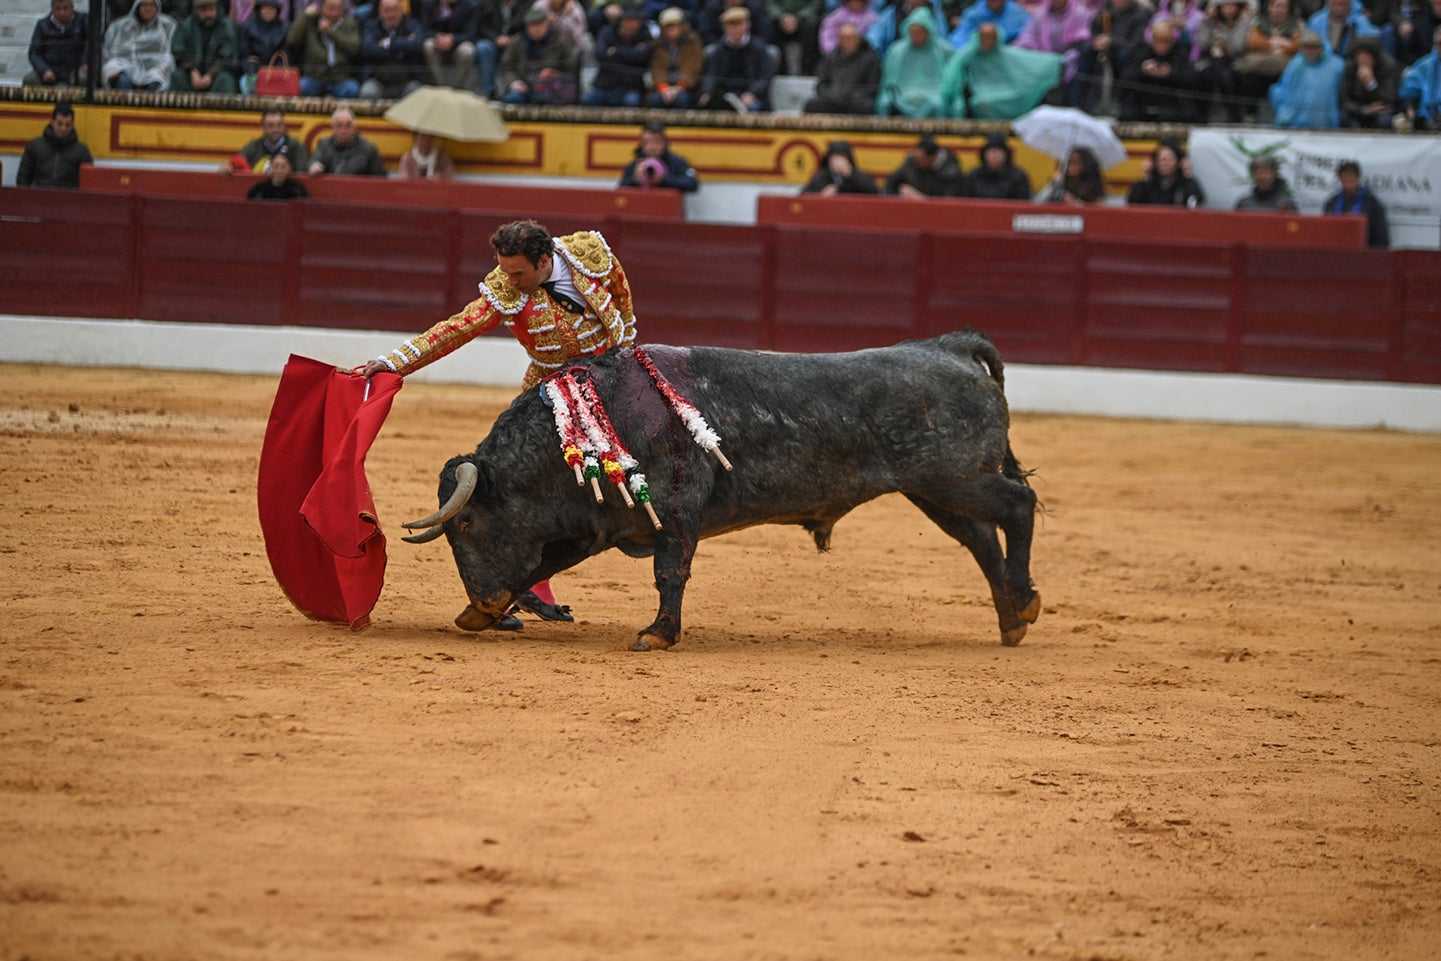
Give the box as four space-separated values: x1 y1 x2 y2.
102 0 177 88
876 5 952 117
941 26 1061 118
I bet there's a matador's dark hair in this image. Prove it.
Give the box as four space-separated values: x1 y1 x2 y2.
491 220 553 267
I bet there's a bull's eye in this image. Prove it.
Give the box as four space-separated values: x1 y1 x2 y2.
458 520 470 533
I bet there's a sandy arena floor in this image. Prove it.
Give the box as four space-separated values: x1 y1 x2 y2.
1 362 1439 961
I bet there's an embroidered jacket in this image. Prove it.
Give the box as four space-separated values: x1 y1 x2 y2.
376 230 638 389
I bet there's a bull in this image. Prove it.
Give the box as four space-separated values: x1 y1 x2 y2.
402 330 1040 650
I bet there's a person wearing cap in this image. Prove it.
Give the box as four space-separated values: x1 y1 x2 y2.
698 4 775 111
884 133 965 198
1324 160 1390 247
1234 154 1299 211
699 0 770 47
222 107 310 175
1269 28 1343 126
286 0 363 98
499 6 580 102
800 139 879 195
804 20 880 113
619 121 699 191
648 6 704 107
1398 25 1441 129
1125 139 1205 207
582 3 652 106
102 0 176 91
962 132 1032 200
169 0 239 92
238 0 290 95
356 219 641 632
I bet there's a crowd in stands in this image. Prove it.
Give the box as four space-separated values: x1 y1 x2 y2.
20 0 1441 128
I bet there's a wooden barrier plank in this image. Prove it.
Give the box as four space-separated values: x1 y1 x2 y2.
0 189 136 318
1399 250 1441 384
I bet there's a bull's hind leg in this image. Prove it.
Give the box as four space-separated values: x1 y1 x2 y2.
634 524 698 652
906 474 1039 645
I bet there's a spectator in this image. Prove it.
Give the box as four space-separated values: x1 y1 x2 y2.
699 0 771 47
1126 138 1205 206
222 107 310 174
1119 18 1205 120
16 101 92 189
309 107 387 176
1395 0 1440 66
361 0 426 98
801 139 879 194
539 0 594 69
1040 146 1105 204
1236 0 1303 112
169 0 240 93
867 0 941 57
1147 0 1207 55
288 0 363 97
885 132 965 198
1270 29 1343 125
948 0 1029 50
1398 24 1441 127
417 0 485 93
697 5 776 112
239 0 290 95
619 121 700 191
1341 35 1399 126
803 20 881 113
963 131 1032 200
102 0 177 90
769 0 823 75
1324 159 1390 246
582 3 651 106
398 132 457 180
818 0 876 56
247 150 309 200
941 21 1061 119
493 0 536 72
1307 0 1377 56
1074 0 1151 114
1014 0 1091 100
1234 154 1299 210
648 6 704 107
25 0 89 87
875 3 952 117
1194 0 1254 122
499 6 579 103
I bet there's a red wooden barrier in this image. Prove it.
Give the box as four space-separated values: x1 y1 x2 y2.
756 195 1367 249
78 166 684 221
0 188 137 319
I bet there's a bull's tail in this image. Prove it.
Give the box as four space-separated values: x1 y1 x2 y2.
943 330 1035 491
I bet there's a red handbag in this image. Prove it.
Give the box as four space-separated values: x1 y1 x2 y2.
256 51 300 97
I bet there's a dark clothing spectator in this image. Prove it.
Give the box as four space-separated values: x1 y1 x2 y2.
311 128 387 176
801 139 879 194
287 0 363 98
699 16 776 110
1073 0 1150 112
248 177 309 200
619 127 700 192
1324 178 1390 248
1118 29 1203 121
360 3 427 98
1234 159 1299 212
699 0 771 45
884 135 966 197
417 0 488 93
1340 36 1399 127
26 2 89 86
582 8 653 106
803 31 881 113
169 0 241 93
239 0 290 90
963 132 1032 200
499 12 579 103
17 117 93 189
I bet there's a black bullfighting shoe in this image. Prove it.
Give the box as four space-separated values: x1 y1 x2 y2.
516 590 575 622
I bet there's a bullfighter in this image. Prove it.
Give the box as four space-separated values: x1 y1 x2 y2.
359 218 639 631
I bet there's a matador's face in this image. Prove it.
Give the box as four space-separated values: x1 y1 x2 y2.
498 252 552 295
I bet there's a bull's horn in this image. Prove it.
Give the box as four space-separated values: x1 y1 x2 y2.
401 525 447 544
402 461 478 530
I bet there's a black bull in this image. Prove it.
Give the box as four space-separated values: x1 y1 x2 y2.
403 331 1040 650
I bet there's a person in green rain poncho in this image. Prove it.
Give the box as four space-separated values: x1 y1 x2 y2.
941 22 1061 119
875 3 952 117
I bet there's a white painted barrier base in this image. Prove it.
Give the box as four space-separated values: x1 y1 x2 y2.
3 314 1439 432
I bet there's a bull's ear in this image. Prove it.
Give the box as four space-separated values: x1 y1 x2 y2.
475 458 502 504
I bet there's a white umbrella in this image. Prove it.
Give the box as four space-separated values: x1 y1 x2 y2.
382 86 509 143
1012 105 1127 171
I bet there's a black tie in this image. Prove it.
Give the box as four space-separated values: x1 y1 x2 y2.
540 281 586 315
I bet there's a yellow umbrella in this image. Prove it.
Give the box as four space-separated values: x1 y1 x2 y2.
382 86 509 143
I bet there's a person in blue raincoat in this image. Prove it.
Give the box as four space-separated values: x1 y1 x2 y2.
941 22 1061 118
875 1 951 116
1270 29 1344 126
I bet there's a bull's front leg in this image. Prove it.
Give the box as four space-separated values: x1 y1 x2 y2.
634 525 697 651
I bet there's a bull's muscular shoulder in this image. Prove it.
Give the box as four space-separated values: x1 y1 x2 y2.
556 231 616 279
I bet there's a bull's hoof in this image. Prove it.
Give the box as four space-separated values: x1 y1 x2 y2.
632 631 675 652
1017 591 1042 625
1001 622 1028 647
455 603 499 632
